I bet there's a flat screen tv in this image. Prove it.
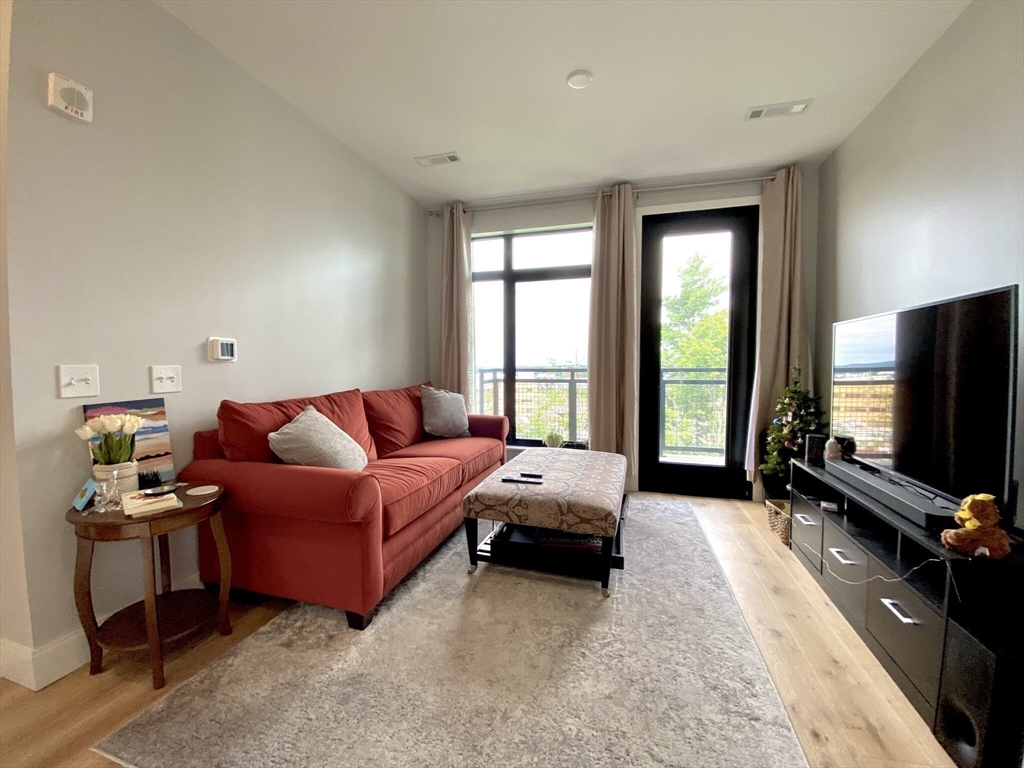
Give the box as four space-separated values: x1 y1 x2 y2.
830 286 1018 515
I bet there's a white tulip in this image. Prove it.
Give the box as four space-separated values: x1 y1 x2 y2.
100 414 125 434
75 424 96 440
87 416 107 434
122 415 143 435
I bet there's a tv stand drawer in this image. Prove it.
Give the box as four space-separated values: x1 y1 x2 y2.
791 494 823 572
823 525 868 623
866 560 944 706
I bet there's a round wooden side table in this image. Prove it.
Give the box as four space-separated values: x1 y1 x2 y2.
65 484 231 690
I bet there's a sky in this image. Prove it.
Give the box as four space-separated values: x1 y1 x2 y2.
472 231 592 370
833 313 896 368
472 228 734 371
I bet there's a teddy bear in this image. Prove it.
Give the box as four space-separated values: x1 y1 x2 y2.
940 493 1012 559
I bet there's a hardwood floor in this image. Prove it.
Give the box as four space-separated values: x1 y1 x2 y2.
0 496 954 768
687 494 954 768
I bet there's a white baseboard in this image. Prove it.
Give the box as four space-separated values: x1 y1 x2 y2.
0 637 36 690
0 630 90 691
0 570 202 691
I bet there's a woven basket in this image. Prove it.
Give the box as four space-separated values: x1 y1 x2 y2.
765 499 791 547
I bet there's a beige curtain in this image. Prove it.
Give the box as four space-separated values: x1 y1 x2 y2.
745 166 810 485
440 203 473 402
588 183 640 487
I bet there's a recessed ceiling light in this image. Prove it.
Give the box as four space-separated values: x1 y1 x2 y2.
567 70 593 90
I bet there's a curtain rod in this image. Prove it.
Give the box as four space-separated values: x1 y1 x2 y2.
427 174 776 216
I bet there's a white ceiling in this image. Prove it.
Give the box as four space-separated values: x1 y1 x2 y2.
156 0 970 208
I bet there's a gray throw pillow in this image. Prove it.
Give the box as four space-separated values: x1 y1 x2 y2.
268 406 368 470
420 385 471 438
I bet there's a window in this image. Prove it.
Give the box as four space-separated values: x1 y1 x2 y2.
470 228 593 445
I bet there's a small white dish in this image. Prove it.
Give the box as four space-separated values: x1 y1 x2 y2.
185 485 219 496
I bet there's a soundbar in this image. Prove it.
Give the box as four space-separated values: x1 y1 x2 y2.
824 458 957 530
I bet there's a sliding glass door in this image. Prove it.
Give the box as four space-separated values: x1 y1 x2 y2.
638 206 758 498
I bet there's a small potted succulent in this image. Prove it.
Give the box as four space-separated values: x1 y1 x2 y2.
543 431 565 449
75 413 144 494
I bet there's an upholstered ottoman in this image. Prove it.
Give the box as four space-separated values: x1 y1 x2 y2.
462 448 627 594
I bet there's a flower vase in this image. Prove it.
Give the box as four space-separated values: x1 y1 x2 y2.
92 460 139 495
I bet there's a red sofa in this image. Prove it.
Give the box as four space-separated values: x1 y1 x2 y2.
179 384 508 629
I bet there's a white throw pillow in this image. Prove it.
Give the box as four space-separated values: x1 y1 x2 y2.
420 385 471 438
268 406 368 470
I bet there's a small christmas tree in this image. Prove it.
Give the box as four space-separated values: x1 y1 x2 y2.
760 363 827 479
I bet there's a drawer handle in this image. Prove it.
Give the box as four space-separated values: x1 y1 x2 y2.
880 598 919 625
794 513 816 526
828 547 857 566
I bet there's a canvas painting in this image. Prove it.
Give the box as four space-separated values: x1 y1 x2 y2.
82 398 175 489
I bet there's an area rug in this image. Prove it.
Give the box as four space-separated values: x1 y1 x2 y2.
96 496 808 768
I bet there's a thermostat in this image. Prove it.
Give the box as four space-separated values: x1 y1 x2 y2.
207 337 237 362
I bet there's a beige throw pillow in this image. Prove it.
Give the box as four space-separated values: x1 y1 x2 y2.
268 406 368 470
420 385 471 438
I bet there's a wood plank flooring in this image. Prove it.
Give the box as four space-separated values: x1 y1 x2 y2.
0 496 954 768
687 494 953 768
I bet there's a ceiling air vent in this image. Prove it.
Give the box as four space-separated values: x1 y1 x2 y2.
745 100 812 121
414 152 461 167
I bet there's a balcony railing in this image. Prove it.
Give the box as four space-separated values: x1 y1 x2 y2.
476 367 588 444
660 368 726 461
475 366 728 459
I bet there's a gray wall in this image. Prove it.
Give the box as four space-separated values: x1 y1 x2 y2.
2 0 428 682
1 0 35 655
816 0 1024 527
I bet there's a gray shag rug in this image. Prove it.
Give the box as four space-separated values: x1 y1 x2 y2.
96 496 808 768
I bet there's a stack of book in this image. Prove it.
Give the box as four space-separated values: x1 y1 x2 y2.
121 490 183 517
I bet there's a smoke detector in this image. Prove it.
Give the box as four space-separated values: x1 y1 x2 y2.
744 100 813 121
414 152 461 167
566 70 593 89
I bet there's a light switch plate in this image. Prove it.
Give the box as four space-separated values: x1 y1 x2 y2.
150 365 182 394
57 365 99 398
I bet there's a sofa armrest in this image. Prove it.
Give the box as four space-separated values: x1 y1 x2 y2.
179 459 381 524
468 414 509 442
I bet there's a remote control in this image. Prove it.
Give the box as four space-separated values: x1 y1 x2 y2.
501 477 543 485
520 472 543 479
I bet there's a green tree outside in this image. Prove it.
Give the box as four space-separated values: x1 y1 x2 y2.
659 253 729 458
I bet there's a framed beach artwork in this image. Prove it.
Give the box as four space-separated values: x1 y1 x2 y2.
82 398 175 489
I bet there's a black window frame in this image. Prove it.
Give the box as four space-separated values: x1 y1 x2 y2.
470 227 593 446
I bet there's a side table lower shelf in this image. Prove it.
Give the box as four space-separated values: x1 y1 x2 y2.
97 589 221 651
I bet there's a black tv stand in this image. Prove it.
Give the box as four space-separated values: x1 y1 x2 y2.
789 460 1023 768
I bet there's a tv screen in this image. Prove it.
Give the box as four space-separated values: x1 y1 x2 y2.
831 287 1017 506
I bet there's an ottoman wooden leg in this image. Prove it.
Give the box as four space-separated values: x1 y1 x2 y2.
465 517 478 573
600 535 614 596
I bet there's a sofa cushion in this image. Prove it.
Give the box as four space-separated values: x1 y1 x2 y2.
362 384 428 457
268 406 368 471
218 389 376 463
364 456 462 537
386 437 503 486
420 385 470 438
